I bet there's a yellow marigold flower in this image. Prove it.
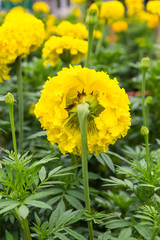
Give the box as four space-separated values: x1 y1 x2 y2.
112 21 128 33
93 30 102 39
35 65 131 155
146 1 160 16
106 34 119 43
56 21 88 39
32 1 50 14
71 0 87 4
10 0 22 3
29 103 36 116
125 0 144 16
45 14 57 39
0 11 45 64
89 3 99 17
0 64 11 83
42 36 88 66
138 11 159 29
72 7 81 18
100 1 125 23
9 6 26 13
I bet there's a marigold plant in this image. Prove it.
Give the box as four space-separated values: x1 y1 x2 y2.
146 0 160 16
0 64 11 83
42 36 88 66
35 65 131 155
0 11 45 64
112 21 128 33
32 1 50 14
56 21 88 39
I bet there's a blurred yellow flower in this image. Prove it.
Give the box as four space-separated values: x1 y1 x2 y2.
125 0 144 17
93 30 102 39
100 1 125 23
0 11 45 64
71 0 87 3
9 6 26 13
10 0 22 3
0 64 11 83
138 11 159 29
72 7 81 18
56 21 88 39
29 103 36 116
42 36 88 66
35 65 131 155
45 14 57 39
112 21 128 33
106 34 118 43
32 1 50 14
146 0 160 16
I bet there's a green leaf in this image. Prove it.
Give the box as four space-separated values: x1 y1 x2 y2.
18 205 29 219
48 166 62 177
49 200 65 232
0 202 20 215
0 199 19 209
118 228 132 240
67 190 84 202
0 96 5 102
25 189 54 201
27 131 47 139
64 227 86 240
5 230 14 240
134 224 152 240
65 194 83 209
106 220 133 229
24 200 52 210
54 232 70 240
101 153 115 173
39 166 46 182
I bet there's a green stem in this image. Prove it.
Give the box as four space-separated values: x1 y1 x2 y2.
77 103 94 240
95 24 106 55
146 104 149 128
22 218 32 240
7 103 18 163
144 134 150 172
150 224 158 240
85 24 94 68
142 69 147 126
15 56 23 153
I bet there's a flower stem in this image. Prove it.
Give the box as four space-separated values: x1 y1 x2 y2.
141 69 147 126
77 103 94 240
7 101 18 163
95 24 106 55
15 56 23 153
144 134 150 172
85 24 94 68
22 218 32 240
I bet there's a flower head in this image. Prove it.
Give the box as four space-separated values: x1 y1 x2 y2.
100 1 125 23
35 66 131 155
138 11 159 29
42 36 88 66
32 2 50 14
0 11 45 64
125 0 144 17
56 21 88 39
71 0 87 4
112 21 128 33
0 64 11 83
147 1 160 16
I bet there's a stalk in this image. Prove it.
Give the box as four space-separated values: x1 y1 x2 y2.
141 69 147 126
15 56 23 153
85 24 94 68
77 103 94 240
22 218 32 240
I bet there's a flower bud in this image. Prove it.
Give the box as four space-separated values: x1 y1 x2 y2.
141 57 150 69
86 9 98 25
5 92 15 105
95 0 102 12
146 96 153 105
141 126 149 136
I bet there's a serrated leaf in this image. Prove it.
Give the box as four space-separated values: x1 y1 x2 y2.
25 189 54 201
49 200 65 232
24 200 52 210
5 230 14 240
134 224 152 240
118 228 132 240
39 166 46 182
101 153 115 172
106 220 133 229
0 202 20 215
65 194 83 209
64 227 86 240
54 232 70 240
18 205 29 219
27 131 47 139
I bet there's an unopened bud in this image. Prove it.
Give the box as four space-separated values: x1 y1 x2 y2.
95 0 102 11
146 96 153 105
86 9 98 25
141 57 150 69
5 92 15 105
141 126 149 136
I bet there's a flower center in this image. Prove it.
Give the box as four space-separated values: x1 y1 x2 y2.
63 90 104 134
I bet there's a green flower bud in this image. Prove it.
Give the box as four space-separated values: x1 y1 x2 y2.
141 57 150 69
140 126 149 136
95 0 102 12
5 92 15 105
146 96 153 105
86 9 98 25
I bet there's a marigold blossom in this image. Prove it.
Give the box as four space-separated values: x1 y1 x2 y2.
56 21 88 39
125 0 144 17
0 11 45 64
32 2 50 14
42 36 88 66
138 11 159 29
112 21 128 33
0 64 11 83
35 66 131 155
146 1 160 16
71 0 87 4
